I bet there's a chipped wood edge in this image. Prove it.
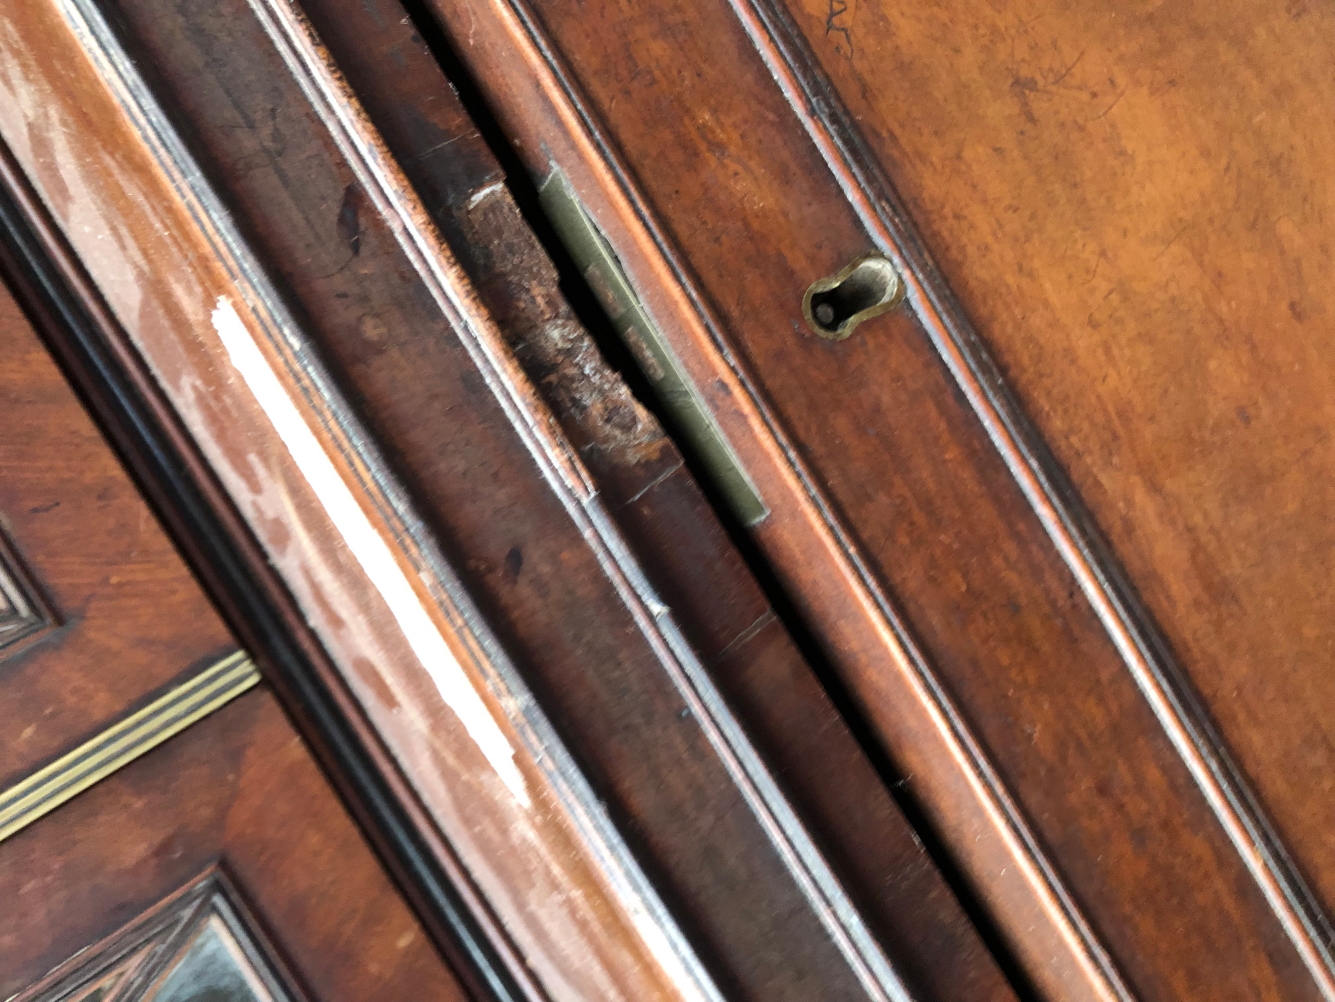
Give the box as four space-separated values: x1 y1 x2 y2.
416 1 1139 999
251 4 916 1001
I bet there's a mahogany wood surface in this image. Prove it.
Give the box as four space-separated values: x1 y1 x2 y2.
779 0 1335 955
0 274 236 790
87 0 1016 998
413 1 1335 1000
0 688 468 1002
7 0 1322 1000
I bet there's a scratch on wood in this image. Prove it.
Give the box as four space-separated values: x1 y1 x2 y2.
337 182 361 255
825 0 853 59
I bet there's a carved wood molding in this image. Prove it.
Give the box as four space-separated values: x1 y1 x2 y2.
0 529 53 656
14 869 298 1002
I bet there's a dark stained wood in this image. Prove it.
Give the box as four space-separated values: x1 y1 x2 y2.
0 688 469 1002
0 274 236 790
85 0 1019 999
411 1 1335 1000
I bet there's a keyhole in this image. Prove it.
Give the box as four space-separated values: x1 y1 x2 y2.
802 255 905 340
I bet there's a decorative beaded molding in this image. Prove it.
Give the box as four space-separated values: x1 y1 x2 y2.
0 650 260 843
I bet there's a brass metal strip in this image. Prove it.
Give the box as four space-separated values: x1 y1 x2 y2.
539 169 768 527
0 650 260 842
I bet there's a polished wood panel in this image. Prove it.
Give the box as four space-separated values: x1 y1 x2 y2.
414 1 1333 999
0 689 468 1002
776 0 1335 964
0 272 236 790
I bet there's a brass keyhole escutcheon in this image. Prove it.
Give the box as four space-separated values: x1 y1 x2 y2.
802 254 905 341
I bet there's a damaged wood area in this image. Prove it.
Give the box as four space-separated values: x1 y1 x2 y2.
1 0 1021 998
296 3 1014 999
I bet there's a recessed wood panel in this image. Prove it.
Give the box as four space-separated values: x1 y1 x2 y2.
0 689 468 1002
0 276 236 790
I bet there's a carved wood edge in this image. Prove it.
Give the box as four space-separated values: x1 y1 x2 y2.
235 3 924 1000
249 7 922 999
419 2 1335 1001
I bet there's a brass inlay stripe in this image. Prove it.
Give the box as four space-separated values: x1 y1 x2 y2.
0 650 260 842
538 169 768 527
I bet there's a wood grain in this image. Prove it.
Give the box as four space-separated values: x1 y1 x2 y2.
0 689 468 1002
413 0 1335 999
84 0 1015 998
0 272 236 791
775 2 1335 976
0 6 717 1002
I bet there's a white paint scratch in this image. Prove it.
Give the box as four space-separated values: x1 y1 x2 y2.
211 295 529 805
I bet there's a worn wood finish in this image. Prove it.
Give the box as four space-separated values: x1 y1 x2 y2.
0 274 236 790
414 1 1334 1000
0 6 720 1002
0 3 1016 1002
77 0 1017 998
296 5 1016 998
0 689 468 1002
